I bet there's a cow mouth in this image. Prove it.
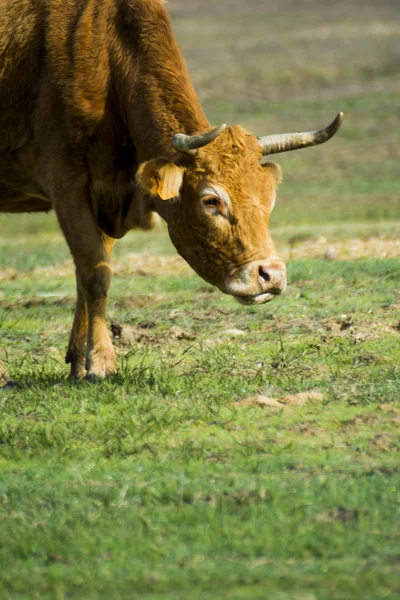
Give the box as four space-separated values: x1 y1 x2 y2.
233 292 277 305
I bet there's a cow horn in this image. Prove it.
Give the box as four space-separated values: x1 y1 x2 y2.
258 112 344 156
172 124 227 155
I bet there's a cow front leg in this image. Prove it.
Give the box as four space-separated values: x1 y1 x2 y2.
84 232 116 379
55 191 116 379
66 282 88 380
83 265 116 379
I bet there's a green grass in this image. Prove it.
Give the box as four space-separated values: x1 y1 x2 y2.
1 0 400 597
1 254 399 599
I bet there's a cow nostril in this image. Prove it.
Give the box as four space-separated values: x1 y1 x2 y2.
259 266 271 283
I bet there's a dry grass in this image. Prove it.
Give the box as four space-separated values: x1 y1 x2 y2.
1 236 399 283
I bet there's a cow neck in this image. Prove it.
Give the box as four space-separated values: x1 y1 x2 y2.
114 0 209 162
127 85 209 163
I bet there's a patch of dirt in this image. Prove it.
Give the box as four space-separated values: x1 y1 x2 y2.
111 323 154 346
168 326 196 340
194 309 234 322
281 391 324 407
1 296 72 310
294 423 327 436
110 321 195 347
0 255 190 283
317 506 359 523
235 391 323 409
323 318 395 342
0 360 10 387
341 415 374 427
116 254 190 277
337 314 353 331
330 506 360 521
235 395 284 409
137 320 157 329
113 295 166 310
378 404 400 414
372 433 398 453
282 236 400 261
204 488 268 507
353 351 378 365
0 267 18 282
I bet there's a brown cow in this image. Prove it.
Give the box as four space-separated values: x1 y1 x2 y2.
0 0 343 379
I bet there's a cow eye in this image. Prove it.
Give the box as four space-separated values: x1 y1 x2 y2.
201 195 227 218
203 197 219 207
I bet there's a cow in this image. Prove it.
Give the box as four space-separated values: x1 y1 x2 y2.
0 0 343 380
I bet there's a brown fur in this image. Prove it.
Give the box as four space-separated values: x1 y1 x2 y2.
0 0 283 379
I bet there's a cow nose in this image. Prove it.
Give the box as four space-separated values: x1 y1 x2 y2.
258 260 286 294
259 265 271 283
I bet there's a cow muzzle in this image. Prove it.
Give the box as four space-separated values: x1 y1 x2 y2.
225 257 287 305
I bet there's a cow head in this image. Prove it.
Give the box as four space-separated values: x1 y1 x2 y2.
137 114 343 305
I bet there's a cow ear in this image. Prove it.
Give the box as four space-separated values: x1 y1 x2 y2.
261 161 282 185
137 159 184 201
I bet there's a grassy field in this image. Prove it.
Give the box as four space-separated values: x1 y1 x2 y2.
1 0 400 598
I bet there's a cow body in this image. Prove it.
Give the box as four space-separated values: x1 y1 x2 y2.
0 0 342 379
0 0 203 229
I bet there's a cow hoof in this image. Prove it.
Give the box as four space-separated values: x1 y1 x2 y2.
84 367 117 381
85 347 117 380
67 369 86 383
67 365 87 382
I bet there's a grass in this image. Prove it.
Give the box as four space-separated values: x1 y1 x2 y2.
1 252 399 600
1 0 400 598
